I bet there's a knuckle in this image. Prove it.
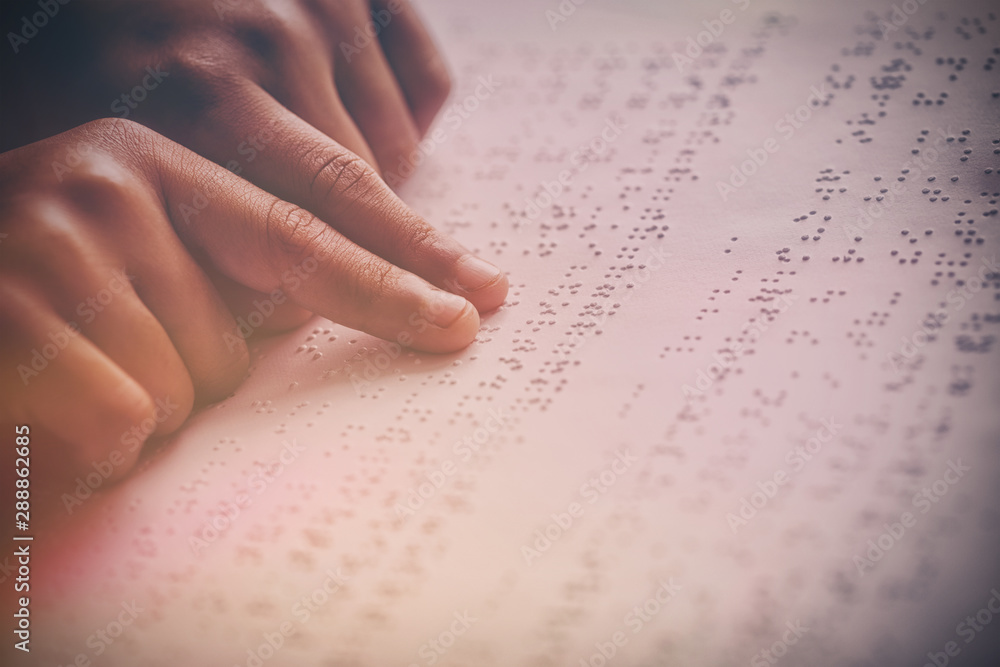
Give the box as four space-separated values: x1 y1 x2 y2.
391 218 439 262
343 253 397 311
79 118 159 161
93 116 150 136
8 206 98 271
262 201 326 266
63 151 128 182
59 160 136 210
43 122 155 212
309 150 382 213
316 232 398 317
163 53 233 88
82 117 151 141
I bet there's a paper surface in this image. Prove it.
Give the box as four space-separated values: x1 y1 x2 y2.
14 1 1000 665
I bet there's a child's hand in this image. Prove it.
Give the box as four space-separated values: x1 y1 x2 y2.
0 119 506 481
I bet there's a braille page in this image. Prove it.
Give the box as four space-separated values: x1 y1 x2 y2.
15 1 1000 666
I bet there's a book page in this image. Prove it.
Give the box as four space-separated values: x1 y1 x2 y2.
12 1 1000 666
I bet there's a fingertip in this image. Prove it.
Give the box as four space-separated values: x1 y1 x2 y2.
422 289 470 329
409 300 480 354
471 269 509 314
451 255 509 313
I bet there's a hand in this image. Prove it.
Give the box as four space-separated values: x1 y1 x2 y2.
2 1 506 320
0 118 498 483
4 0 450 177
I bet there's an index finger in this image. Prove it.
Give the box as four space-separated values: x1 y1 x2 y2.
185 81 509 315
140 133 481 353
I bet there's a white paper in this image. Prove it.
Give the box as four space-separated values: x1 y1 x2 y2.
16 1 1000 665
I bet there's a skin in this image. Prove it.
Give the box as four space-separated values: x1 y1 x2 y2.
0 1 509 490
3 0 508 327
4 0 450 165
0 117 502 486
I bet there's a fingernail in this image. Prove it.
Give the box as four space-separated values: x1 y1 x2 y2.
424 290 470 329
455 255 502 291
